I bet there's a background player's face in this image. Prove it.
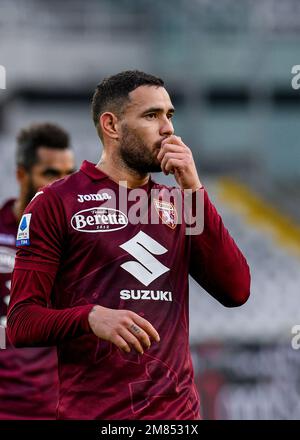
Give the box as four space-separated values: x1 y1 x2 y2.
18 147 75 205
118 86 175 173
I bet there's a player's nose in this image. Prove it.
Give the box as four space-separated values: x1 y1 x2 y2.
160 116 174 137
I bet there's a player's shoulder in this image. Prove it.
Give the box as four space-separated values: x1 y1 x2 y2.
0 198 16 232
33 170 84 203
0 198 15 217
23 171 80 215
45 169 83 194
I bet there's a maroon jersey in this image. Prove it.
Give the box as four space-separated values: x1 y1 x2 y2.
0 199 58 419
7 160 250 420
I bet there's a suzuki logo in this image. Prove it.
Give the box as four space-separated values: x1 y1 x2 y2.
119 231 170 286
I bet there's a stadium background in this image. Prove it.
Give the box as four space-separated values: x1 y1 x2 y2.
1 0 300 419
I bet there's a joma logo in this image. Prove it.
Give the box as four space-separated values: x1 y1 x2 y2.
77 193 111 203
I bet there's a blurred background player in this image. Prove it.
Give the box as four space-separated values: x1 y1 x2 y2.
0 122 76 419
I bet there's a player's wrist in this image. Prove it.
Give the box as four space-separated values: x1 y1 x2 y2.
88 305 101 332
180 180 203 192
191 183 203 192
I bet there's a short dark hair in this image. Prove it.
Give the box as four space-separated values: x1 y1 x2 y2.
91 70 164 139
16 122 71 170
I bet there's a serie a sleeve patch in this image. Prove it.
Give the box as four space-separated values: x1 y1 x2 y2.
16 213 32 246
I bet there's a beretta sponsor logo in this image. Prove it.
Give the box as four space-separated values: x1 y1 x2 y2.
71 207 128 232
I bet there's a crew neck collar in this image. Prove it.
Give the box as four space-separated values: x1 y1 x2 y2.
80 160 153 190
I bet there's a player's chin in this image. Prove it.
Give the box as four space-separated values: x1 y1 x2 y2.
145 156 162 173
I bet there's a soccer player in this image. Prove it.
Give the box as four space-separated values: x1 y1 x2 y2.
7 71 250 420
0 123 75 419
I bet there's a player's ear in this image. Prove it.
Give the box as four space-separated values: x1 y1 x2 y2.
100 112 119 141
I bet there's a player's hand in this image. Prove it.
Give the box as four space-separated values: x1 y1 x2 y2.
88 305 160 355
157 135 202 191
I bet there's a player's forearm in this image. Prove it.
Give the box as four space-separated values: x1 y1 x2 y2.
7 268 93 347
7 302 93 347
189 189 251 307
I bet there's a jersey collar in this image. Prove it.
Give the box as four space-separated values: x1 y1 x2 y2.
80 160 154 190
80 160 108 181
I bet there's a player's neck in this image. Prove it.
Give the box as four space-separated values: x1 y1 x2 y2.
96 155 150 189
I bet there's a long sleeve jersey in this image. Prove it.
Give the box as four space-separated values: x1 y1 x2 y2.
7 160 250 420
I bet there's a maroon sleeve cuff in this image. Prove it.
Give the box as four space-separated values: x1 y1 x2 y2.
80 304 95 334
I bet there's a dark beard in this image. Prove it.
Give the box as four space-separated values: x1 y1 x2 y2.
119 125 162 174
24 176 38 207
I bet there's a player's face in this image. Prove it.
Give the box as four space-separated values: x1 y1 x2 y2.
25 147 76 204
118 86 175 173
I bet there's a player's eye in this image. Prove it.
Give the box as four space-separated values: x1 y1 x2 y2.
42 169 61 178
145 113 157 119
167 113 174 119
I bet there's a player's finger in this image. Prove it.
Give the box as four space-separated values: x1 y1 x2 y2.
111 334 131 353
160 153 186 174
161 135 184 147
128 323 151 349
164 158 184 173
119 328 145 354
157 144 186 161
133 315 160 343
